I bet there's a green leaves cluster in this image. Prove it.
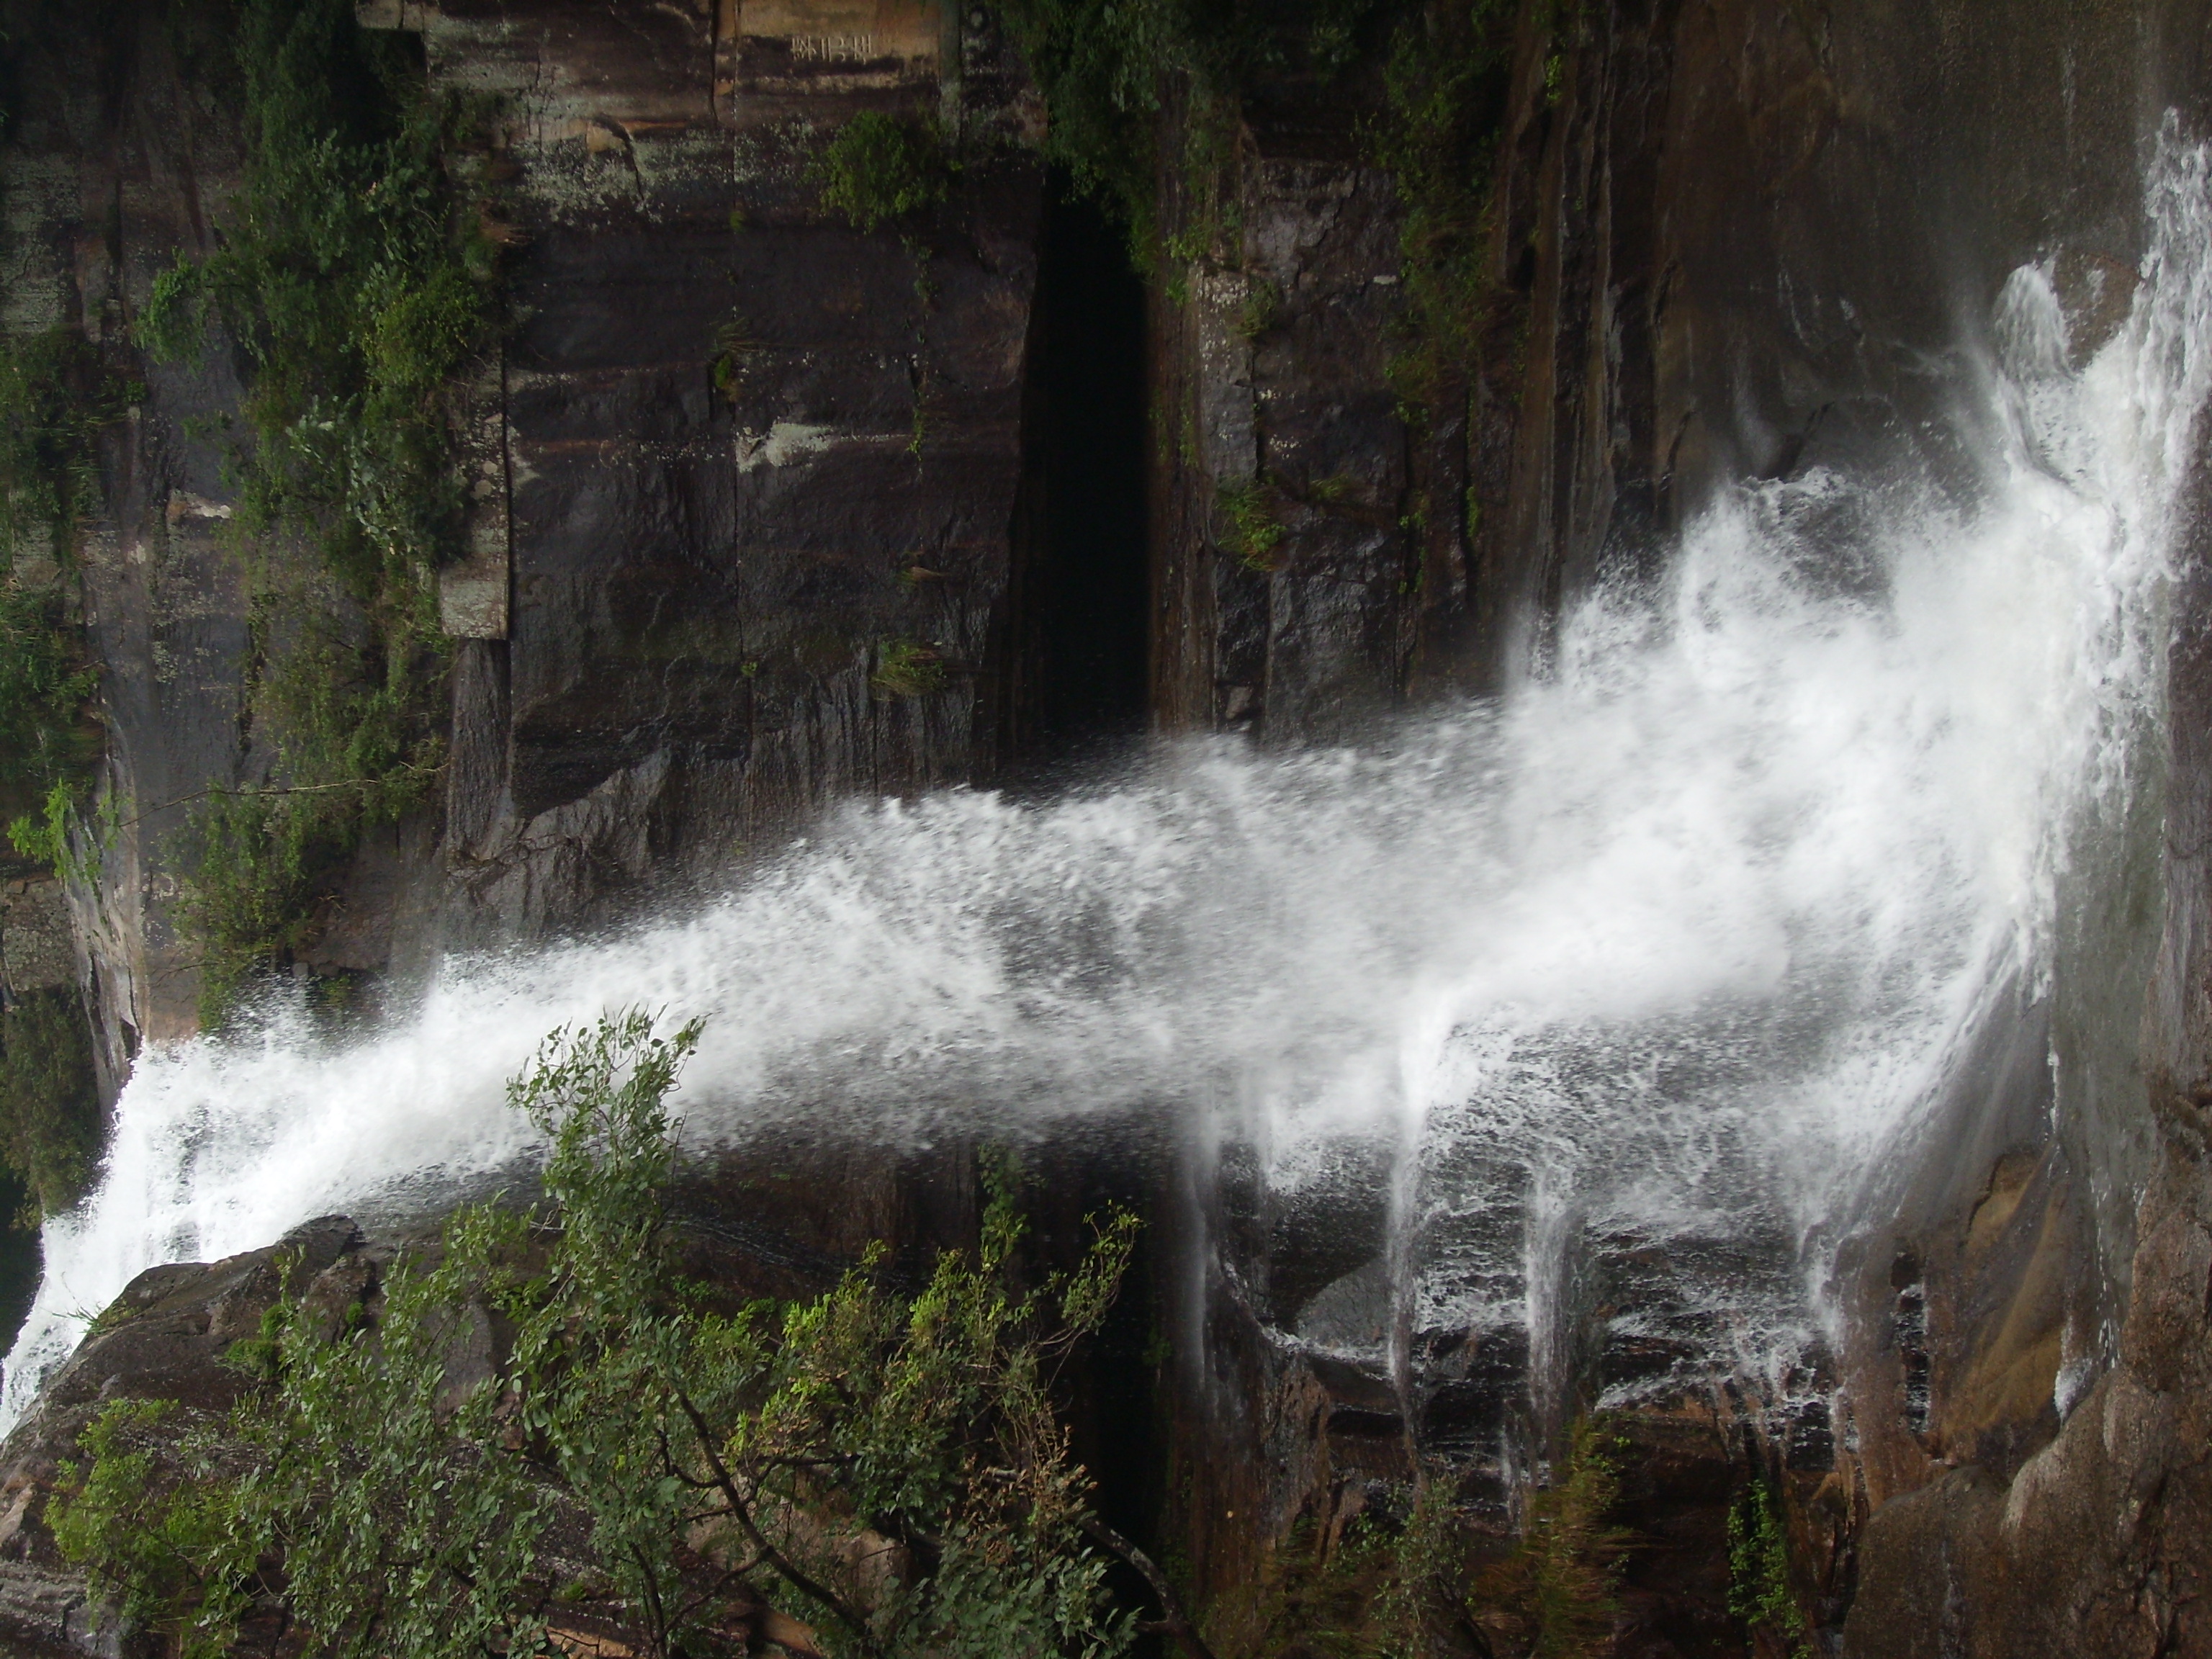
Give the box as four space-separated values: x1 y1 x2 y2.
0 328 129 872
137 0 498 597
988 0 1385 246
48 1398 250 1646
1211 1422 1631 1659
871 639 950 698
1369 0 1519 416
1215 477 1284 572
1727 1482 1809 1658
812 113 953 233
57 1010 1148 1659
1465 1421 1629 1658
0 986 103 1220
0 582 96 816
134 0 504 1020
0 328 140 567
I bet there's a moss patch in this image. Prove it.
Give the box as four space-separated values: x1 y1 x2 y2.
810 110 953 232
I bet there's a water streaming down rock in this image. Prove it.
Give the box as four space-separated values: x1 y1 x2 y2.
6 132 2211 1447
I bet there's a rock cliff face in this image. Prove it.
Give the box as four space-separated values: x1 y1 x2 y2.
0 0 1053 1046
11 0 2212 1654
402 0 1051 945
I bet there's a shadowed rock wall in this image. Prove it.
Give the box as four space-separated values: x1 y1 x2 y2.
395 0 1051 944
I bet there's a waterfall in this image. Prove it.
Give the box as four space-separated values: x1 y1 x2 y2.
6 129 2210 1439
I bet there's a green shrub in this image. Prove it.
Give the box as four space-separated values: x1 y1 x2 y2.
1728 1482 1809 1658
812 112 952 232
135 0 503 1018
135 1 498 594
55 1011 1160 1659
1465 1421 1630 1659
0 328 140 565
0 328 127 871
0 985 103 1220
0 582 96 801
1216 477 1284 572
1201 1423 1632 1659
873 638 950 697
1369 1 1519 415
988 0 1386 248
1235 276 1281 339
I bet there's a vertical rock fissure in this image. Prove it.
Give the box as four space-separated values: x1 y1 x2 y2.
999 172 1151 768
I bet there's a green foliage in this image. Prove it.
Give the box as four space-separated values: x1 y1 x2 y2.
1216 477 1283 572
1204 1513 1398 1659
989 0 1383 243
0 331 119 866
48 1398 253 1654
58 1011 1148 1659
0 986 103 1220
0 581 97 817
1369 1 1519 416
0 329 140 565
1235 276 1281 340
179 629 443 1022
989 0 1186 237
135 0 498 591
873 639 950 698
1728 1482 1809 1658
812 112 952 233
1207 1427 1627 1658
1206 1433 1629 1659
9 780 119 887
1368 1478 1460 1656
134 0 500 1018
1467 1421 1630 1659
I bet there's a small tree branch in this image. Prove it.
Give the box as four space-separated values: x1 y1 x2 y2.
1079 1515 1218 1659
672 1387 884 1659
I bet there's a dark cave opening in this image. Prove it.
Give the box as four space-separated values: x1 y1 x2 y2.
997 171 1152 766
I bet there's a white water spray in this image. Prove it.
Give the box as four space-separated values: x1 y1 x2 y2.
7 131 2211 1433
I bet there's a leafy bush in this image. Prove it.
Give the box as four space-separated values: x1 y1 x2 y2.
0 985 103 1220
1215 477 1283 572
988 0 1385 244
812 112 953 232
179 631 441 1021
1465 1421 1629 1658
1369 0 1519 415
1728 1481 1809 1658
135 0 498 592
0 582 96 802
55 1012 1169 1659
0 329 127 872
1203 1423 1629 1659
135 0 504 1017
0 328 139 565
873 638 950 697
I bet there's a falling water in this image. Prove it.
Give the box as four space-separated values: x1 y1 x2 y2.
6 130 2211 1437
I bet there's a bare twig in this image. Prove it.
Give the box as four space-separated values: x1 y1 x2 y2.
672 1388 884 1659
104 763 448 835
1079 1514 1218 1659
